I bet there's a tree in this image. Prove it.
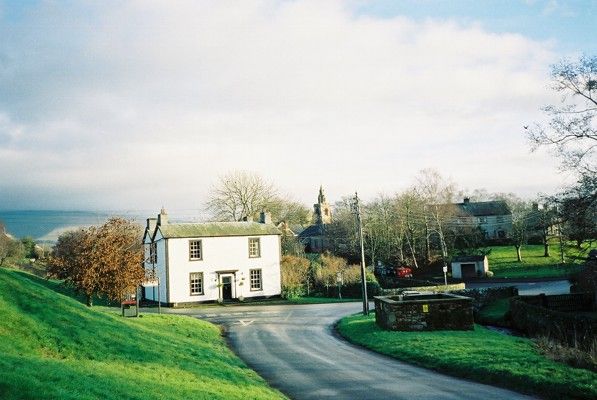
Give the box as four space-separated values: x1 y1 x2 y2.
280 255 310 298
206 171 278 221
48 218 145 306
0 233 23 267
510 200 530 262
557 174 597 248
415 169 458 266
527 55 596 175
206 170 311 225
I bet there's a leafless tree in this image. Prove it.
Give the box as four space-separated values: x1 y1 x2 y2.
527 55 597 175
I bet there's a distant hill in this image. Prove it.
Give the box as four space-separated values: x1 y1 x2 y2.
0 268 285 400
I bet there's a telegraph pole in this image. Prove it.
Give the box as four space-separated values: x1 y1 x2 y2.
353 192 369 315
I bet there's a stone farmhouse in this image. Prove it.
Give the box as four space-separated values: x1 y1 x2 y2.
142 209 282 307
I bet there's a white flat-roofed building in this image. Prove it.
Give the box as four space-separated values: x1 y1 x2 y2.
143 208 282 307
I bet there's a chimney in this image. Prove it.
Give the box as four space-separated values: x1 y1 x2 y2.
259 210 272 224
146 217 157 232
157 207 168 226
463 198 470 204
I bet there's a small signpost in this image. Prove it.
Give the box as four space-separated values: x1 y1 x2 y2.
442 265 448 286
336 272 343 299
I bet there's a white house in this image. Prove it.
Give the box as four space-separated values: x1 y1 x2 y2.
143 209 282 307
451 255 489 279
452 198 512 240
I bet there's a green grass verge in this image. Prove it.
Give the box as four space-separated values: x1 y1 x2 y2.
0 268 286 400
487 243 594 278
478 298 511 326
337 313 596 400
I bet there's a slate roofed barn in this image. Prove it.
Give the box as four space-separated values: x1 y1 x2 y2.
143 208 282 307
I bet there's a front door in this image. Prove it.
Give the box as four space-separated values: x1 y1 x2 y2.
461 263 476 278
221 276 233 301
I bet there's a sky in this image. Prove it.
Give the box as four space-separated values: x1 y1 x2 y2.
0 0 595 214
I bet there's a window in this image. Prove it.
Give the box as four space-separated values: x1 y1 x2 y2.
190 272 204 295
250 269 262 291
189 240 202 260
149 242 157 264
248 238 260 258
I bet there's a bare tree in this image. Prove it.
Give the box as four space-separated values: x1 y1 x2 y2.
415 169 458 265
527 55 597 175
206 171 278 221
206 171 310 225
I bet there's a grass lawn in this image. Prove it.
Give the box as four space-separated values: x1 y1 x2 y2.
487 243 594 278
337 313 596 400
478 298 511 326
0 268 287 400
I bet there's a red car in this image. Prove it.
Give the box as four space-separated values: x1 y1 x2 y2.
395 266 413 278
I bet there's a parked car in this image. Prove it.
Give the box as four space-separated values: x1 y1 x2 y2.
395 266 413 278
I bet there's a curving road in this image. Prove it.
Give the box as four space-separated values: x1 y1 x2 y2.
166 303 535 400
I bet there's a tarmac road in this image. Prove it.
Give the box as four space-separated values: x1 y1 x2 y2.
169 303 536 400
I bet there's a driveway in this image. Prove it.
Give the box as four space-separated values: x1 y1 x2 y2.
166 303 535 400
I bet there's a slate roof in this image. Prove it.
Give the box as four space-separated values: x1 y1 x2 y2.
158 221 281 238
451 255 487 263
298 224 326 238
454 200 511 217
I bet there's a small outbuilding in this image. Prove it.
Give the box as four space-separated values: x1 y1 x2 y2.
451 255 489 279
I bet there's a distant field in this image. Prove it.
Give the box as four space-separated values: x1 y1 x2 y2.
487 243 594 278
0 268 286 400
338 313 597 400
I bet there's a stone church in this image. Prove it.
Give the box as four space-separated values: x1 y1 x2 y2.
299 186 333 253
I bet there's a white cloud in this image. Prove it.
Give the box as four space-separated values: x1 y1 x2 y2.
0 0 566 211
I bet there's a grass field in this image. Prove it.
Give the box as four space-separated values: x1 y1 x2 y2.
0 268 286 400
487 243 593 278
337 313 596 400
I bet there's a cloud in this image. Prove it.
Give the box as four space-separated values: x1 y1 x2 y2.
0 0 563 211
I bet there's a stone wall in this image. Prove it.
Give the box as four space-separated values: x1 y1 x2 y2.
510 295 596 352
374 293 474 331
453 286 519 311
380 283 466 296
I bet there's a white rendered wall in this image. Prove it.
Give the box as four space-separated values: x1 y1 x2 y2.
166 234 281 304
143 231 168 303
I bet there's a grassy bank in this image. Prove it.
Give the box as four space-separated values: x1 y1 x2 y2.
337 314 596 399
487 244 593 278
0 268 286 400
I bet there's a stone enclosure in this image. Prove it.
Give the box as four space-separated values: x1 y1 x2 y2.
374 293 474 331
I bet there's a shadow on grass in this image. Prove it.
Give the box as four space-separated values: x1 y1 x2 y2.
11 269 115 307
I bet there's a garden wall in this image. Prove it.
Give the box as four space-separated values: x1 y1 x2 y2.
453 286 519 311
380 283 465 296
510 294 596 352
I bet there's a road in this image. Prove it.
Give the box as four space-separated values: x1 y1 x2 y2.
466 279 571 295
166 303 535 400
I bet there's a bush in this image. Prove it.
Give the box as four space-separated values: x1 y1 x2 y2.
280 255 310 299
485 270 494 278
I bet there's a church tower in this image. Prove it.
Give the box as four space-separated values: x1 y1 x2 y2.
313 185 332 224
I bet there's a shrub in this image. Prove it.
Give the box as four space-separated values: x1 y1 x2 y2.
485 270 494 278
280 255 310 299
